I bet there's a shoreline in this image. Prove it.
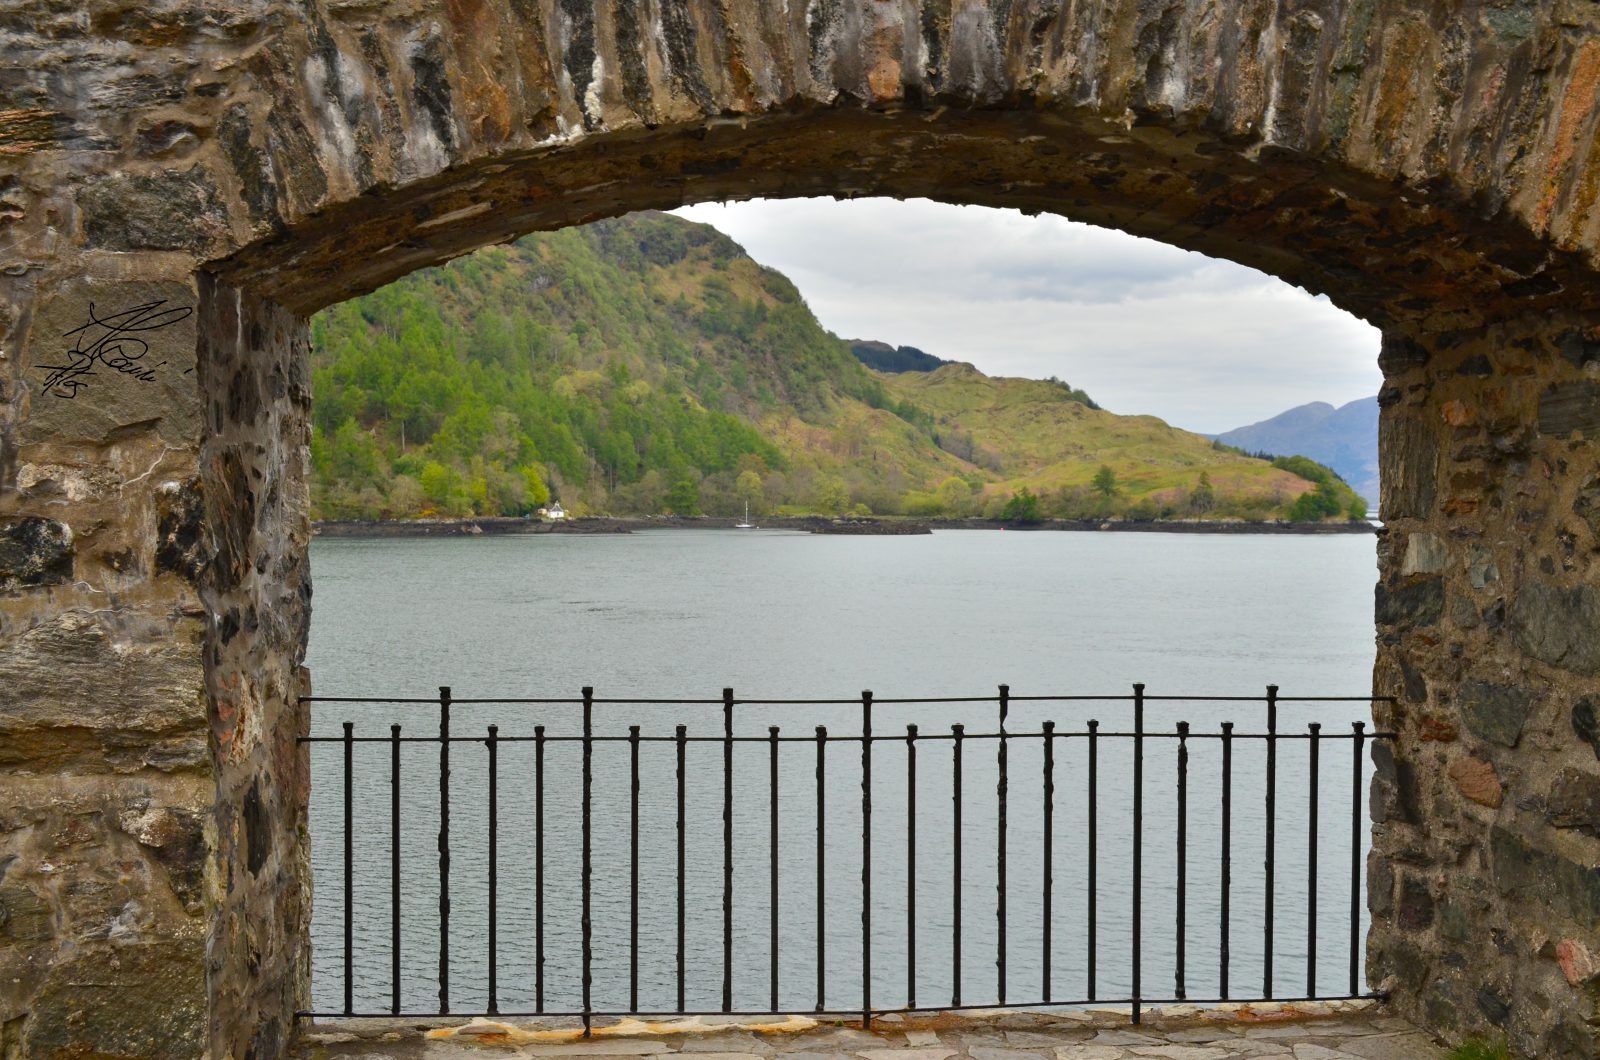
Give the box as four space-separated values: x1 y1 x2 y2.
313 515 1379 538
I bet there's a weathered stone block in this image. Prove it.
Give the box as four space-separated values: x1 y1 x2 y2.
1574 699 1600 761
155 477 206 582
1458 681 1536 747
1450 756 1504 806
1548 769 1600 837
0 613 206 770
1380 412 1438 519
1376 576 1444 628
1510 579 1600 675
19 940 204 1058
1490 826 1600 923
1403 533 1448 575
76 169 226 252
0 517 73 591
1399 875 1436 931
1539 381 1600 438
20 281 201 446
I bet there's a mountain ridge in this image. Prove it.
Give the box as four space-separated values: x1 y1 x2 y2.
308 211 1362 523
1214 397 1379 506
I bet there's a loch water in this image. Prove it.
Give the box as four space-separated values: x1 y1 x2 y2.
305 528 1378 1016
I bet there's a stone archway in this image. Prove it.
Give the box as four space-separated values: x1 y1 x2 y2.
6 4 1600 1057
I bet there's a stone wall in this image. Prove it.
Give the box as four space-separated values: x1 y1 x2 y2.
6 1 1600 1057
195 278 313 1060
0 271 213 1057
1370 319 1600 1058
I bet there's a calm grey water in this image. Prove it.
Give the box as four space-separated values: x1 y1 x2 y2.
306 529 1377 1016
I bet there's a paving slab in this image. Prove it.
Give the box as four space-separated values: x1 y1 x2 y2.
296 1002 1447 1060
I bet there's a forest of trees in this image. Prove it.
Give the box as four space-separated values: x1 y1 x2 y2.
309 212 1365 524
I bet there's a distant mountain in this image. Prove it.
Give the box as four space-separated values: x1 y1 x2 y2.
1214 397 1379 505
849 340 952 373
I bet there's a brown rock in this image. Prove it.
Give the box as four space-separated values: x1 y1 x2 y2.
1556 939 1597 986
1420 714 1459 742
1442 400 1476 426
1449 756 1504 807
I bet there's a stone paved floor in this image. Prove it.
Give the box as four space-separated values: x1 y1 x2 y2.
297 1000 1448 1059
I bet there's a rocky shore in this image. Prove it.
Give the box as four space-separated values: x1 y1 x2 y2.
313 515 1376 537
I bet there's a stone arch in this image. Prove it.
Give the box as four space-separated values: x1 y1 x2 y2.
6 3 1600 1058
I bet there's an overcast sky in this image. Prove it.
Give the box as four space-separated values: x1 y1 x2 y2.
673 198 1381 436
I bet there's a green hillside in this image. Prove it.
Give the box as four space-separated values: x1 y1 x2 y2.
308 211 1364 523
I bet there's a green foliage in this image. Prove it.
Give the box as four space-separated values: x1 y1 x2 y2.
309 209 1364 525
1448 1039 1510 1060
1043 375 1100 409
1002 487 1043 523
665 478 701 516
1092 465 1119 500
307 212 878 519
1271 453 1366 521
1188 471 1216 514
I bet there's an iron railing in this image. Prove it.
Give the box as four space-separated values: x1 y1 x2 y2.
298 685 1394 1030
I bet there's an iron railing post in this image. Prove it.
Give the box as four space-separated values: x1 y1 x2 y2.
1131 683 1144 1025
343 720 354 1017
906 723 918 1011
860 689 873 1029
437 685 451 1015
1264 683 1278 999
581 686 593 1036
996 684 1009 1006
1308 722 1321 998
486 724 499 1016
1175 720 1188 1002
389 722 401 1015
723 687 735 1013
1350 720 1367 997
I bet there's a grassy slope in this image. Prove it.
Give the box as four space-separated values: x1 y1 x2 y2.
882 364 1320 509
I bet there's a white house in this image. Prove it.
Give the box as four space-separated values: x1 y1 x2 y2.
543 502 567 521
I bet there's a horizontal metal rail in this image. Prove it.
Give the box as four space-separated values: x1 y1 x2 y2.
300 684 1387 1031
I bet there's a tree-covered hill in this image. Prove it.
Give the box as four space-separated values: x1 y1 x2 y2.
309 211 1364 523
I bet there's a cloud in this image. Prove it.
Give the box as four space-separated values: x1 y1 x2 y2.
672 198 1382 435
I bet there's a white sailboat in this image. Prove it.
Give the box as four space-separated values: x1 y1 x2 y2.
736 500 756 529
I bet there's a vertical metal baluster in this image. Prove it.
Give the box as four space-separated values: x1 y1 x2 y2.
1264 684 1278 1000
1087 718 1098 1002
1349 722 1366 997
770 725 781 1013
1131 683 1144 1025
536 725 546 1014
630 724 641 1014
723 687 735 1014
951 724 964 1008
487 725 499 1016
581 686 593 1036
1307 722 1321 998
996 684 1008 1006
860 690 873 1029
906 723 917 1011
437 686 451 1015
390 723 401 1016
815 725 827 1012
1043 720 1055 1003
1175 721 1188 1002
676 724 687 1014
343 721 354 1017
1220 721 1233 1001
